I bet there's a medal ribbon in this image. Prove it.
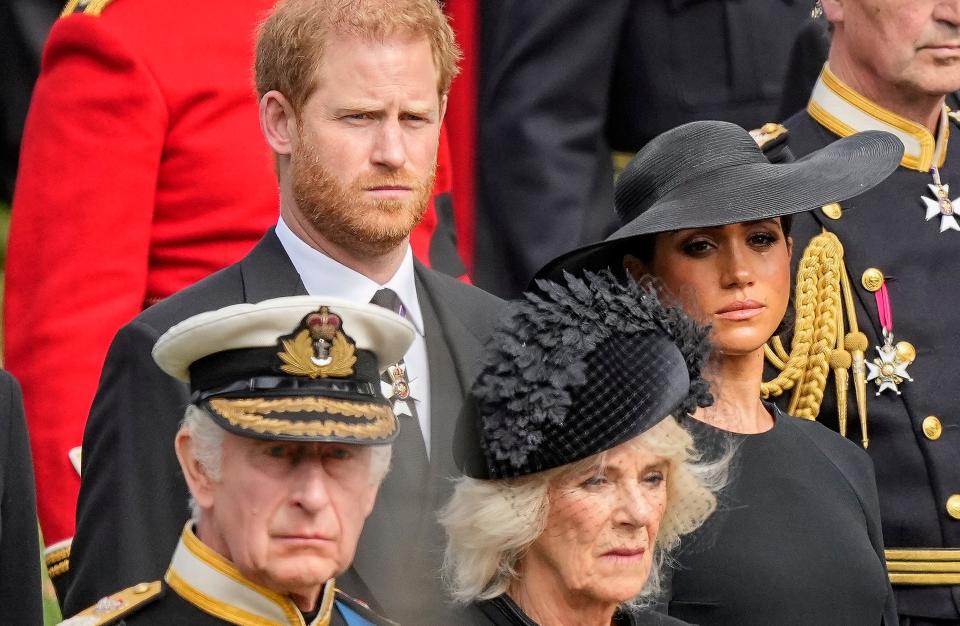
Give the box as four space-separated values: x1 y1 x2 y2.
875 284 893 333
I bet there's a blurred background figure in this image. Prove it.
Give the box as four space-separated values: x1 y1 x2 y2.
776 13 832 121
0 369 42 625
471 0 814 298
0 0 60 204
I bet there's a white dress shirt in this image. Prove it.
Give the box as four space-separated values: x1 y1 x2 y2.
276 217 432 456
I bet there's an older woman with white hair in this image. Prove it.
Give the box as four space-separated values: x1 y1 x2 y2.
441 272 725 626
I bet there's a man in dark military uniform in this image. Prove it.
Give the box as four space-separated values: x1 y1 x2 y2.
62 296 413 625
770 1 960 623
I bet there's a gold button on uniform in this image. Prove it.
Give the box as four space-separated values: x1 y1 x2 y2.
948 495 960 520
861 268 885 292
922 416 942 440
896 341 917 364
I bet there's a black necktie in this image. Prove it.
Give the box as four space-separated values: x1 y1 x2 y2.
356 289 431 617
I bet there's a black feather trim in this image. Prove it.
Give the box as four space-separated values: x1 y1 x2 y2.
471 270 712 470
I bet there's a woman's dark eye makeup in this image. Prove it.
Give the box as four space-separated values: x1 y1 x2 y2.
678 226 781 257
679 236 715 256
747 229 779 248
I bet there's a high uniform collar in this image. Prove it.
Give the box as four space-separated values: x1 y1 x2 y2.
807 63 950 172
275 217 424 337
165 524 336 626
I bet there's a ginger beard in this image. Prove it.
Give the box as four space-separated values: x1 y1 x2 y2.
290 131 435 258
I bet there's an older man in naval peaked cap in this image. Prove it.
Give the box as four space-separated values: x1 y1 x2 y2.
62 296 414 625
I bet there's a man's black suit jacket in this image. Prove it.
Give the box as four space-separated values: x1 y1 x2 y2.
63 229 504 621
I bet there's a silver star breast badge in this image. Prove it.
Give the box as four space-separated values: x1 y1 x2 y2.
865 332 913 395
922 182 960 232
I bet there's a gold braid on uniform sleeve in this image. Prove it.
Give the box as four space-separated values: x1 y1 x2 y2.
762 230 870 446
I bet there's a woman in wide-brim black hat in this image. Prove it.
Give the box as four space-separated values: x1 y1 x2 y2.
535 121 901 625
440 271 726 626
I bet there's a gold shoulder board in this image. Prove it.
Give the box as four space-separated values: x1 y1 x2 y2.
749 122 788 150
59 581 162 625
61 0 117 17
44 540 71 580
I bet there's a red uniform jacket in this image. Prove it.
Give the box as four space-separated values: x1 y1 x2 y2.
5 0 464 544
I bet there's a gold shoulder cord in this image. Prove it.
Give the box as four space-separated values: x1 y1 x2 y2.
762 229 871 447
61 0 114 17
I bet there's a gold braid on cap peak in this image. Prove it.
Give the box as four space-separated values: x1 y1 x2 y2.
762 230 870 446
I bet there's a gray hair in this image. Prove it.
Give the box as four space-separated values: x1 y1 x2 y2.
439 416 727 606
179 404 392 522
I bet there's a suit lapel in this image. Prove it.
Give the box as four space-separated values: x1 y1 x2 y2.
416 275 463 486
414 262 484 393
239 228 308 302
414 264 485 484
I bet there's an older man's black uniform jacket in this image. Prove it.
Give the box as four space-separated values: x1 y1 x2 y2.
779 65 960 622
62 526 396 625
63 229 504 623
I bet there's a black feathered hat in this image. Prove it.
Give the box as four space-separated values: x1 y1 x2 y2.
534 121 903 282
453 271 712 480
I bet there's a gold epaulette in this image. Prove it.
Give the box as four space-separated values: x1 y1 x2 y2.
61 0 116 17
44 538 71 580
749 123 789 150
59 581 163 625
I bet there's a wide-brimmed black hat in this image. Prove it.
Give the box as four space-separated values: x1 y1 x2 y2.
534 121 904 282
453 271 713 480
152 296 415 445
